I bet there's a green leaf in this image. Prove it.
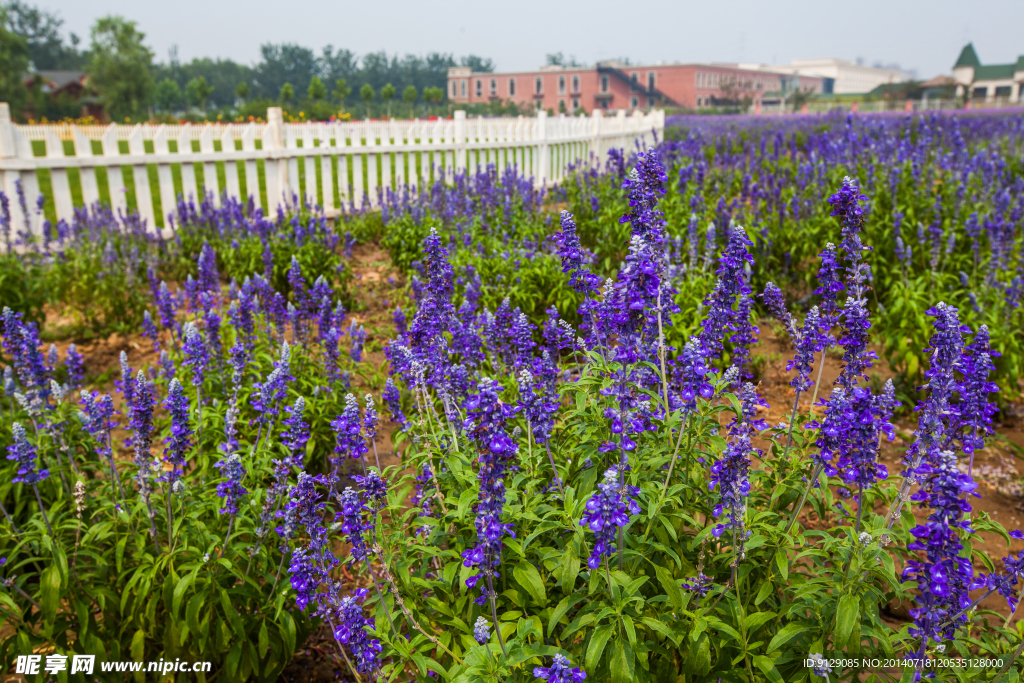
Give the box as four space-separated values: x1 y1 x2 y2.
548 594 585 637
40 565 60 623
172 572 193 619
280 610 297 656
186 594 205 642
130 628 145 662
655 565 683 611
773 550 788 581
513 562 547 606
767 623 808 653
585 624 614 673
640 616 679 646
753 655 785 683
744 611 776 633
258 620 269 657
609 639 635 683
456 488 476 522
835 593 859 650
560 547 580 595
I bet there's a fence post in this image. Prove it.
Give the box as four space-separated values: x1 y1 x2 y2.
453 110 466 176
263 106 286 216
0 102 28 238
536 109 548 188
591 108 603 169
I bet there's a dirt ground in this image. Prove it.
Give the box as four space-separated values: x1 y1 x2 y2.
10 239 1024 680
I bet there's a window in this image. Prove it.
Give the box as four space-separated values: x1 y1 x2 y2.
490 79 497 96
648 72 655 91
461 80 466 97
630 73 638 87
630 96 638 109
647 97 654 107
558 99 566 112
572 97 580 111
756 78 763 90
451 81 457 97
558 76 565 94
972 86 987 98
572 75 579 93
535 77 543 94
995 86 1012 98
509 78 516 96
600 75 609 92
475 80 482 97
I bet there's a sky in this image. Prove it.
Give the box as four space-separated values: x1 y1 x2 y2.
43 0 1024 79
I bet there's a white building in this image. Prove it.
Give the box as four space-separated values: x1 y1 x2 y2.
731 58 914 95
952 43 1024 103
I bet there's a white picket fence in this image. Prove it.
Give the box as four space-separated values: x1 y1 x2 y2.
0 104 664 232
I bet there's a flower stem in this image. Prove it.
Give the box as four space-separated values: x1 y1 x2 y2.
784 462 823 535
31 483 52 536
485 570 508 659
0 498 18 534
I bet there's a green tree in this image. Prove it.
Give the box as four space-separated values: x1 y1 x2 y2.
235 81 250 102
360 82 374 118
88 16 154 121
307 75 326 101
279 81 294 104
153 78 182 113
402 84 417 115
333 77 351 107
0 7 30 118
422 85 443 114
185 75 213 113
380 82 395 118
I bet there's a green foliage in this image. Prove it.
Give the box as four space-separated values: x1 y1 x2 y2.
153 78 182 113
87 15 155 121
278 82 294 104
185 76 214 113
0 6 30 118
0 253 46 327
234 80 249 102
306 76 326 102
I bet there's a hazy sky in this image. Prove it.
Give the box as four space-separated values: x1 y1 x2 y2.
43 0 1024 78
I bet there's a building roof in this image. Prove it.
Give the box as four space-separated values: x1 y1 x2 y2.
954 43 981 69
974 63 1017 80
920 74 955 88
37 71 87 88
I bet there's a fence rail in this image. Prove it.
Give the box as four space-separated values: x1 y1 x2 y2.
0 105 663 234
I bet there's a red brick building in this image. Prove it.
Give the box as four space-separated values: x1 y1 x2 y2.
448 62 823 113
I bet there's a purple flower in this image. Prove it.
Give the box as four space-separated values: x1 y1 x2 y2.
160 378 192 486
813 382 897 490
393 307 407 335
533 653 587 682
7 422 48 485
64 343 84 391
362 394 378 441
580 467 640 570
197 242 219 293
710 383 766 538
330 394 367 470
675 337 714 413
336 487 372 563
129 371 157 514
957 325 999 457
354 469 388 510
332 588 382 675
473 615 490 644
761 282 797 340
156 281 177 331
461 378 519 601
348 321 366 362
787 307 820 394
142 311 160 351
181 322 209 388
620 147 668 245
382 378 407 428
214 453 248 515
280 397 309 468
553 210 600 295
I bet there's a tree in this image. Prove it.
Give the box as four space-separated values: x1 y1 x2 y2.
381 82 395 117
3 1 84 70
253 43 316 99
279 82 294 104
307 75 326 101
333 77 351 107
459 55 494 73
153 78 182 113
235 81 249 102
88 15 155 121
0 6 30 116
402 84 417 115
546 52 582 68
185 75 213 113
422 86 443 114
360 83 374 118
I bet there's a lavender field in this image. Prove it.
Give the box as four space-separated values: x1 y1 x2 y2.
2 109 1024 683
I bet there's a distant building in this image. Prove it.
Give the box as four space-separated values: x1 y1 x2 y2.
446 62 823 113
22 71 102 119
952 43 1024 102
734 59 914 95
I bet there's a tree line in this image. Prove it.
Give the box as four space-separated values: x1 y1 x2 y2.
0 1 496 122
